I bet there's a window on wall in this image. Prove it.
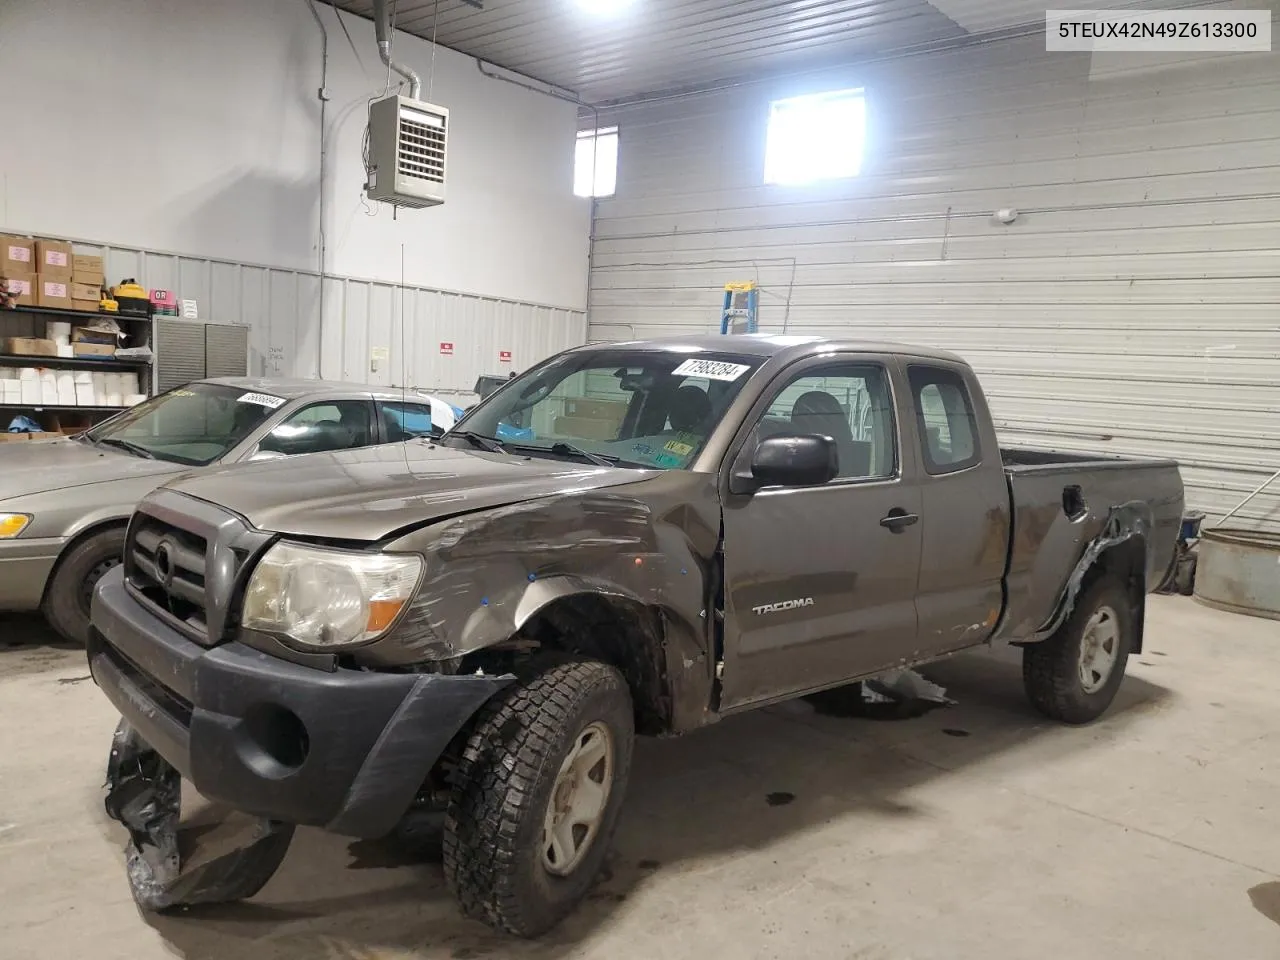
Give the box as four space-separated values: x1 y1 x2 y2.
574 126 619 198
764 88 865 186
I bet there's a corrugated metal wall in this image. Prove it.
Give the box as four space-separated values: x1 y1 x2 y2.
588 38 1280 531
24 235 586 407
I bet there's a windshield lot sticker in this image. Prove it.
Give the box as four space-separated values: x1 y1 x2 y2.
672 359 750 381
664 439 694 456
654 452 683 468
237 391 287 409
632 442 655 457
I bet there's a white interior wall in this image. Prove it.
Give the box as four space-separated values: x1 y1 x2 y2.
588 35 1280 531
0 0 590 311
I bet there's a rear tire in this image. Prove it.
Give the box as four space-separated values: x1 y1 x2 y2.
443 659 634 938
1023 577 1133 725
43 526 126 645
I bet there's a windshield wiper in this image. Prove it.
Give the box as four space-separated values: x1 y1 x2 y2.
98 437 156 460
514 442 617 467
445 430 508 454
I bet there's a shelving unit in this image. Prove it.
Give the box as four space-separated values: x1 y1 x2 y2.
0 304 154 433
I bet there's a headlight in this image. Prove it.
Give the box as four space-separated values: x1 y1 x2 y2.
0 514 31 539
241 542 423 649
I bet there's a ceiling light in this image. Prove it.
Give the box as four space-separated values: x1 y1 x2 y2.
575 0 635 15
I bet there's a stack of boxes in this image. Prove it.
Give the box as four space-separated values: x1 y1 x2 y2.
0 368 143 408
71 252 105 311
34 239 74 309
1 235 37 307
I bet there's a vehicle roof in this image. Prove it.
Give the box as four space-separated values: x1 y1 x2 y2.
201 377 443 401
572 334 966 365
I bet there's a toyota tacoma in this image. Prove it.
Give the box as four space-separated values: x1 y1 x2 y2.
87 335 1183 936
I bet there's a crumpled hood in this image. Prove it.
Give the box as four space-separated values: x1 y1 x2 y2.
165 441 650 541
0 437 184 502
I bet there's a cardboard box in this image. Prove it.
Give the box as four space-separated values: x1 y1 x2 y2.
72 325 116 344
0 433 28 443
73 341 116 359
71 300 100 313
4 273 36 307
35 239 73 278
0 235 35 276
39 370 59 404
72 254 105 285
36 275 72 309
70 281 101 302
553 416 620 442
563 397 628 421
3 336 58 357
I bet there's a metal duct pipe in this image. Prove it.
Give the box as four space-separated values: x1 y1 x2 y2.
372 0 420 98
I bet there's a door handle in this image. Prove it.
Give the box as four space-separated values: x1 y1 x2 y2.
880 509 919 532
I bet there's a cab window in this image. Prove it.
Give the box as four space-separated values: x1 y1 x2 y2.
753 363 896 481
907 366 981 474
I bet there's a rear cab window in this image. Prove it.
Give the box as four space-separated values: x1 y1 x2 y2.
907 365 981 474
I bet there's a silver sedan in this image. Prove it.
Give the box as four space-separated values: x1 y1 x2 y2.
0 377 448 642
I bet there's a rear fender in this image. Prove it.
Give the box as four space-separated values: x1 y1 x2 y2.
1023 500 1152 651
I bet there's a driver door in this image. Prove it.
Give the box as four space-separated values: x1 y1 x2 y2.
717 355 923 710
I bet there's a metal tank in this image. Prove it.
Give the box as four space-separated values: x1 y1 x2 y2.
1194 528 1280 621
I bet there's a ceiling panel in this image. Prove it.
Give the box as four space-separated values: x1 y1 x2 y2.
332 0 968 103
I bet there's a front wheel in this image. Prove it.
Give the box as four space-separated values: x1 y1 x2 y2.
443 659 634 938
1023 578 1134 724
44 526 126 645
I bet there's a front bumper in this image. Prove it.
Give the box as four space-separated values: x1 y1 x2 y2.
0 536 64 610
88 567 511 838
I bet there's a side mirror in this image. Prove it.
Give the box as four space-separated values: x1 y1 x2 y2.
748 434 838 489
247 447 288 463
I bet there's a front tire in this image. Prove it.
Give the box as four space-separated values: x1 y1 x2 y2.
443 659 634 938
44 526 126 645
1023 577 1134 724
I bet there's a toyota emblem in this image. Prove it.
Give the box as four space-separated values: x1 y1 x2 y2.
154 540 175 587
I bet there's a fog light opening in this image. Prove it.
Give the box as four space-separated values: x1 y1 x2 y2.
239 704 310 778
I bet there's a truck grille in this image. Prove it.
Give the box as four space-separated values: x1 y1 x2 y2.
122 491 273 646
128 515 210 632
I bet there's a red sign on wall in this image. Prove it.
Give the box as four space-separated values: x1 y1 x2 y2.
439 341 454 356
498 350 512 363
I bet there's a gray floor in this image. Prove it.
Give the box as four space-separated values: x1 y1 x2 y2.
2 594 1279 960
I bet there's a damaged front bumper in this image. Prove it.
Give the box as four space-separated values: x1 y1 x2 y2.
89 567 512 839
105 720 295 910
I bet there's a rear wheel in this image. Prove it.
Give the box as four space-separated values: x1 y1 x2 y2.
1023 577 1133 724
43 526 126 645
443 659 634 937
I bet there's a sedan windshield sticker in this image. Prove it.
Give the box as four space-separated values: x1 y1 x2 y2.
237 391 287 409
672 358 751 381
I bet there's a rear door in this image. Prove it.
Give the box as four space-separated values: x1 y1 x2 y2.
904 362 1010 658
717 354 923 709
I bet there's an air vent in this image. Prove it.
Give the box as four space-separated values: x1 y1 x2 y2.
366 95 448 209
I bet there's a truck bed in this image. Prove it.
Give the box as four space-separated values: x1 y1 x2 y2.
995 446 1183 643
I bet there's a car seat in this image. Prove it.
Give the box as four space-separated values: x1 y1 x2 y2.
668 385 712 434
789 390 869 478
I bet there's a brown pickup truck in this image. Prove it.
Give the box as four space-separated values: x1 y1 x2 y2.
88 335 1183 936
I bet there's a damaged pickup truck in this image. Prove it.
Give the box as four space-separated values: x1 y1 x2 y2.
88 335 1183 936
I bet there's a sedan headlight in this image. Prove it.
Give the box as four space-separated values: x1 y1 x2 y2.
0 514 32 539
242 542 423 649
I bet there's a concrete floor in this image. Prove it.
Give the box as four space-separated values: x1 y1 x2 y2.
2 595 1279 960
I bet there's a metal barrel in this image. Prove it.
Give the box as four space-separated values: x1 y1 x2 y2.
1193 528 1280 621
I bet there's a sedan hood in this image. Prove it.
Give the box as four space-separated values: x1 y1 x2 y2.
0 437 185 502
166 441 650 541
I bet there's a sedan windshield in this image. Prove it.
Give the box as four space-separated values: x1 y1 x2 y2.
452 349 762 470
84 383 278 465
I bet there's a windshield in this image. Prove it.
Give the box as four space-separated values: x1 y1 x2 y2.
85 383 279 465
454 349 762 470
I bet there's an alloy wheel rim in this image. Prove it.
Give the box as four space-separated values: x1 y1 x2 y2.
1078 605 1120 694
541 720 614 876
